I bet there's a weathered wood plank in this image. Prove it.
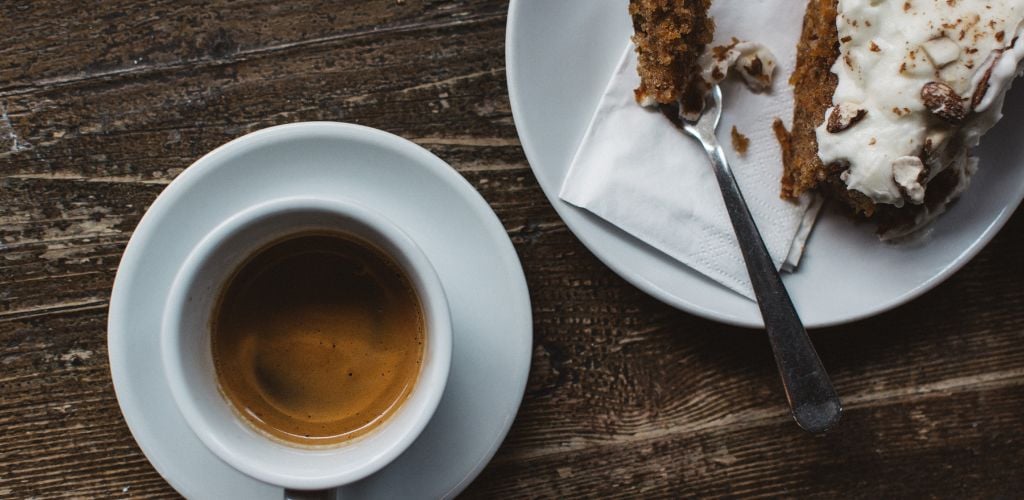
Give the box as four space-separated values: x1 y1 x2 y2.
0 0 508 96
3 0 1024 498
466 384 1024 498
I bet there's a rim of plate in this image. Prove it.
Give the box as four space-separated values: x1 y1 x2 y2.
504 0 1023 329
108 121 532 497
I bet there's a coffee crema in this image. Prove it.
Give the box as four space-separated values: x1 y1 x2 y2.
211 233 425 446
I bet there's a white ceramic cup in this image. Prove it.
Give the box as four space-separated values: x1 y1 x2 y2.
161 196 452 491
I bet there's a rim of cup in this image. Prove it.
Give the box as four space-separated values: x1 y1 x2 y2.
160 196 452 490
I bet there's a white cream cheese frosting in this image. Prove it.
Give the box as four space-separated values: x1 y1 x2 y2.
698 39 778 93
815 0 1024 213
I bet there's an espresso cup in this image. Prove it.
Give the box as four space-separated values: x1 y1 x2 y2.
161 196 452 491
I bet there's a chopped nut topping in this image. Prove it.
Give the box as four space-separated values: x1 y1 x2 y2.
826 103 868 133
921 81 969 123
971 49 1003 108
892 156 927 204
921 36 961 68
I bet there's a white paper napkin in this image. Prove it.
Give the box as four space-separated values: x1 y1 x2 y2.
559 1 820 301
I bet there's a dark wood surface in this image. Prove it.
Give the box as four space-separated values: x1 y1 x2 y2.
2 1 1022 498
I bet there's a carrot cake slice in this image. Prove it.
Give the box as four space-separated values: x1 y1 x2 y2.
786 0 1024 237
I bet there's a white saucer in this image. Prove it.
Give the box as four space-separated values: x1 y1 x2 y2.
506 0 1024 328
107 122 532 499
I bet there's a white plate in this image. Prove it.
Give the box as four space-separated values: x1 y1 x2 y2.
506 0 1024 328
107 123 532 499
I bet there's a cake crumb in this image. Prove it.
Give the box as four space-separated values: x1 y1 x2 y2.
773 118 796 199
731 126 750 155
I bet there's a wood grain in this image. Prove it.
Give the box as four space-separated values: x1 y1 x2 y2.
2 1 1023 498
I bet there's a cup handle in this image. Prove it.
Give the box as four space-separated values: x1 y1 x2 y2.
284 489 335 500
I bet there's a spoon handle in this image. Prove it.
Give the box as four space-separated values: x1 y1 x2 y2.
697 133 842 433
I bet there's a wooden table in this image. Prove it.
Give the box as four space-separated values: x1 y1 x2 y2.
2 1 1022 497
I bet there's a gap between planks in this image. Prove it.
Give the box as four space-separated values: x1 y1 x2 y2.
0 298 108 323
2 173 171 185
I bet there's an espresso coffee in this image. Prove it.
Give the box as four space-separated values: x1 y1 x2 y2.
211 233 425 446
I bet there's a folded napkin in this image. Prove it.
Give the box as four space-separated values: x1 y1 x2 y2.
559 2 820 301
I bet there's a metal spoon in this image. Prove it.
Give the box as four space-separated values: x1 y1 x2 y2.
661 85 842 433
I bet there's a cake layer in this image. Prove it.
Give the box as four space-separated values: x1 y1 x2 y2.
630 0 715 115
